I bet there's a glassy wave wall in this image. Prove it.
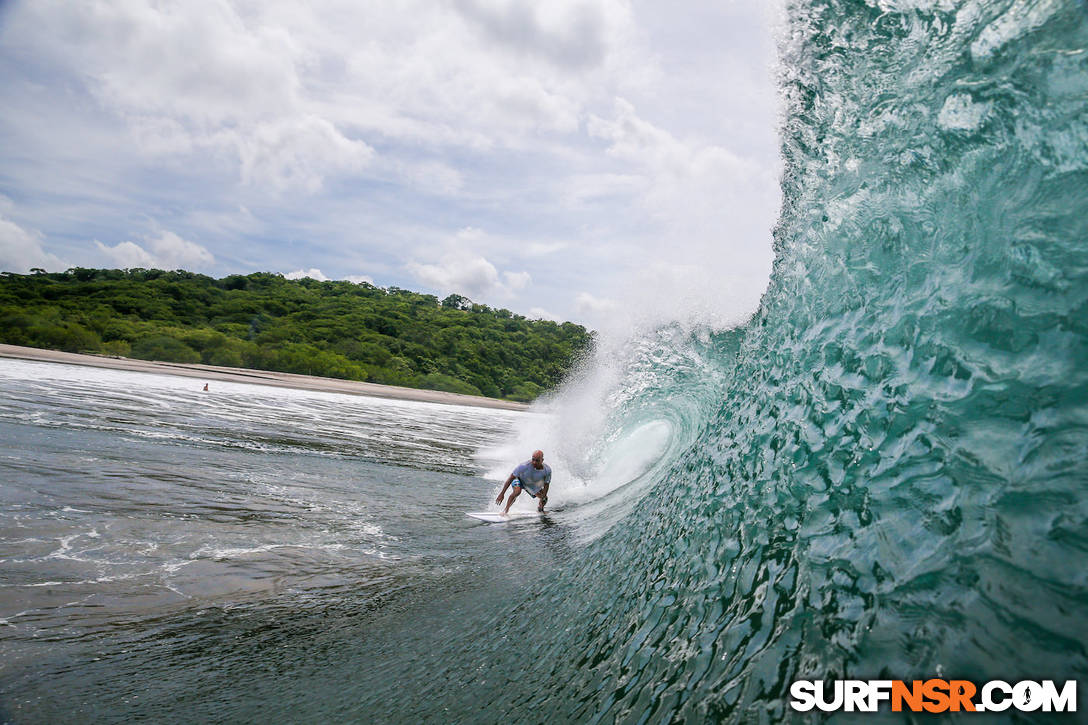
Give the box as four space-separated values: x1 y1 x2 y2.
362 1 1088 722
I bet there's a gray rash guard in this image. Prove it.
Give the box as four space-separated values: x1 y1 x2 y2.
511 461 551 496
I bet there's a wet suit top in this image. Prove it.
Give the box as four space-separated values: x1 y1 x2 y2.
511 460 551 496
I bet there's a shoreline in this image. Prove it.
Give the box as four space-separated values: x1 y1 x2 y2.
0 344 530 411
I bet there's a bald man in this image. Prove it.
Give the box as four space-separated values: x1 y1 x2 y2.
495 450 552 514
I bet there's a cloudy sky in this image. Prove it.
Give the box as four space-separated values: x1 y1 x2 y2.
0 0 782 328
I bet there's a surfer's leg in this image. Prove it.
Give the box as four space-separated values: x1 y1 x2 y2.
503 486 521 514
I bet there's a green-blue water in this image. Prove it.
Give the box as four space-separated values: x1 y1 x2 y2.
358 0 1088 720
2 1 1087 722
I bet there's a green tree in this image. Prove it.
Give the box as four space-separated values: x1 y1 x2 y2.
131 335 201 363
0 269 594 401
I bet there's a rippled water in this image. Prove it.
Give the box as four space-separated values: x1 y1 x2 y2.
0 359 547 721
4 1 1088 722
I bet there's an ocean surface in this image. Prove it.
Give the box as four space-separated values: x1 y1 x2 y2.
0 359 543 720
4 0 1088 722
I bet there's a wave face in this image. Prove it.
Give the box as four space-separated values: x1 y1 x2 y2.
366 2 1088 721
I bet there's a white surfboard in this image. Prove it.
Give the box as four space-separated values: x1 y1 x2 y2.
465 511 540 523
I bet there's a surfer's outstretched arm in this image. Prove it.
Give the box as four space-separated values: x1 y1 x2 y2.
495 474 515 505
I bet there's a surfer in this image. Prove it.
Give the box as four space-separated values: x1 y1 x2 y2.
495 450 551 514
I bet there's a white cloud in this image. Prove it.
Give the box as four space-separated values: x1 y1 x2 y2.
0 216 66 273
523 240 570 256
94 240 155 269
453 0 610 70
95 231 215 270
503 270 532 291
581 97 778 324
388 160 465 196
236 115 373 193
0 0 634 194
285 269 372 283
186 205 260 238
575 291 618 317
285 268 329 281
587 98 764 203
407 227 535 301
60 1 301 121
588 98 681 168
559 173 645 206
0 1 781 325
408 254 500 299
6 1 373 194
529 306 561 321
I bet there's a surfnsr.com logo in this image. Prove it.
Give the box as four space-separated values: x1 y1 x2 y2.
789 679 1077 713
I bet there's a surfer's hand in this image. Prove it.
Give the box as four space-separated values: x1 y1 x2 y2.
495 494 503 505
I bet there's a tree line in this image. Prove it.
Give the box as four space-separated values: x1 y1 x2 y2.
0 268 594 402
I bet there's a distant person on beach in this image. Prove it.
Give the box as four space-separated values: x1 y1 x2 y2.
203 383 209 391
495 450 551 514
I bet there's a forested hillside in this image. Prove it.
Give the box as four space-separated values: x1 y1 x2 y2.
0 269 593 401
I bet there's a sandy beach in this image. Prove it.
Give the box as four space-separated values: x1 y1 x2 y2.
0 344 529 411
